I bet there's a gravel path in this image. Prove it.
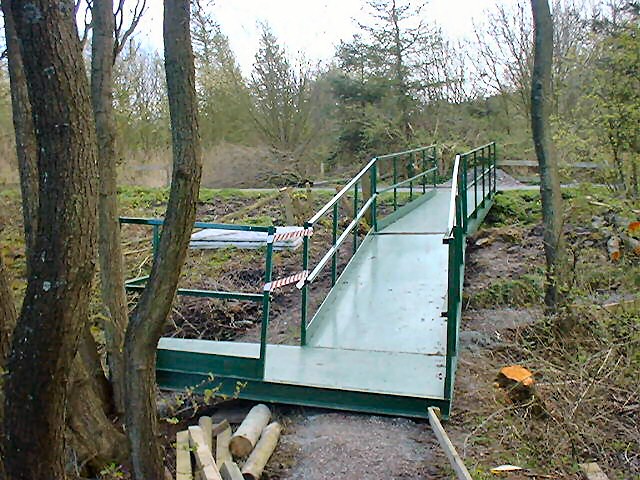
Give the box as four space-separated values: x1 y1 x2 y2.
276 410 444 479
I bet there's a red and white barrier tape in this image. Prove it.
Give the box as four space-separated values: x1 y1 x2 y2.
272 227 313 243
264 270 309 292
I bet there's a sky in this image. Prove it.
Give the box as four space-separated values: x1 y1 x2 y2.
136 0 502 73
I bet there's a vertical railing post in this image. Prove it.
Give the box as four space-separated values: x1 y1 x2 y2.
421 149 427 193
371 162 378 232
433 147 437 189
260 226 275 377
331 203 338 286
353 181 359 254
481 147 486 206
487 144 495 198
473 151 478 216
300 222 310 346
493 142 497 194
461 154 468 232
409 152 414 201
393 156 398 211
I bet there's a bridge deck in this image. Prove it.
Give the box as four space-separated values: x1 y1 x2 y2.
156 182 493 418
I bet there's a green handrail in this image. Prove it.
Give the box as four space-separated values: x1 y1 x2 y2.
299 144 438 345
119 216 276 379
443 141 497 410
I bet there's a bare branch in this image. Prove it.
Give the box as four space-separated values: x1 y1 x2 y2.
113 0 147 61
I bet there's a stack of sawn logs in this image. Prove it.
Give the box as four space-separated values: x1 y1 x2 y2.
176 404 281 480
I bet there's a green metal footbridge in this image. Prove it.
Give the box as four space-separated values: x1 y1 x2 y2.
122 142 497 419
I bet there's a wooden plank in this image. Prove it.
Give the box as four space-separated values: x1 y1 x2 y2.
427 407 473 480
211 419 230 437
176 430 193 480
199 416 213 453
219 461 244 480
188 426 223 480
579 463 610 480
216 424 232 468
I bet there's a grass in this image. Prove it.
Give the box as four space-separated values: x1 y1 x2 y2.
459 188 640 480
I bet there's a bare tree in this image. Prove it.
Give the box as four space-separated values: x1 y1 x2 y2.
531 0 564 311
91 0 146 417
2 0 38 257
123 0 202 477
2 0 100 477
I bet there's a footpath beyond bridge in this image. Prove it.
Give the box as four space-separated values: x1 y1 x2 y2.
122 142 497 418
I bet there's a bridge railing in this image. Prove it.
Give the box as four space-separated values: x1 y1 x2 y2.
443 141 496 406
299 144 438 345
119 217 275 379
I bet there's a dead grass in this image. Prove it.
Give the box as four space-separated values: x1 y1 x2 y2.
452 188 640 480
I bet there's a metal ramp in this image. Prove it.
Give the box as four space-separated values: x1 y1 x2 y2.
122 143 497 418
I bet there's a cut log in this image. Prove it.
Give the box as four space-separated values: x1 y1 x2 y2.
496 365 536 404
176 430 193 480
241 422 282 480
216 424 232 468
229 404 271 457
189 426 223 480
607 236 621 261
219 461 243 480
199 416 213 453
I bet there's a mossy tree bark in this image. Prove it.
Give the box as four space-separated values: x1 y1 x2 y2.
123 0 202 477
2 1 99 478
91 0 129 416
0 249 17 477
530 0 564 311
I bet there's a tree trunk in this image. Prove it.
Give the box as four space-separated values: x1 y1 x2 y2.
0 253 16 370
0 252 17 477
530 0 564 312
91 0 129 416
124 0 202 477
67 327 129 474
3 1 99 478
2 0 38 258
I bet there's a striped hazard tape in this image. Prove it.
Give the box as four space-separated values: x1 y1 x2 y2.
264 270 309 292
272 227 313 243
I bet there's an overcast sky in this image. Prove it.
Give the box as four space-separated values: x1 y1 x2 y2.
136 0 502 73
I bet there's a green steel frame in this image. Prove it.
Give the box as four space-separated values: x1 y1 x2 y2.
299 145 438 345
120 217 276 379
442 142 497 411
120 141 497 419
